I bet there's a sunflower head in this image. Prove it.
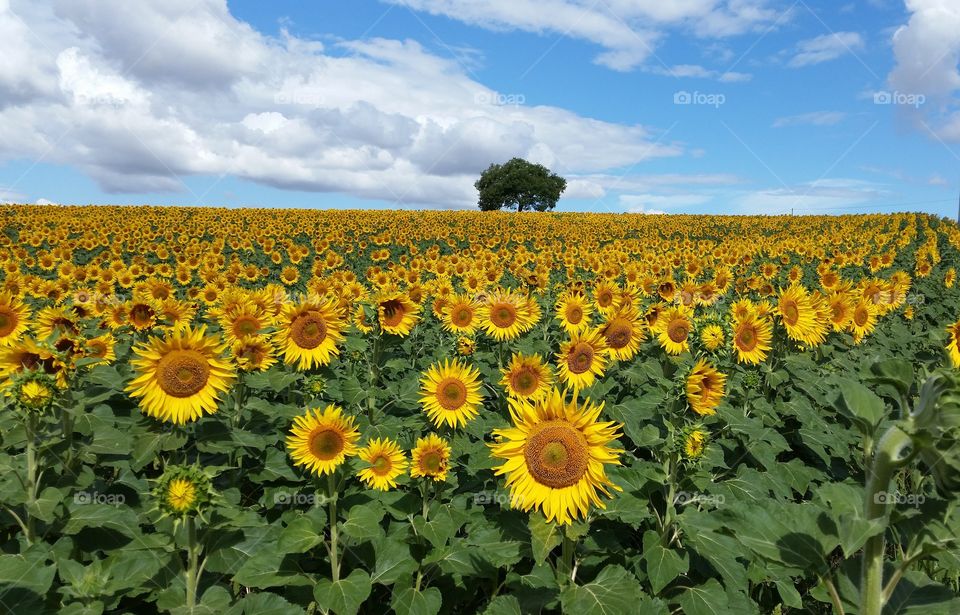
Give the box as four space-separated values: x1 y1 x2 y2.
556 328 608 392
420 359 484 428
286 404 361 476
377 292 421 336
126 326 236 425
456 336 475 356
501 353 554 401
154 465 214 519
357 438 408 491
732 312 772 365
13 373 56 412
686 359 727 416
683 429 708 460
410 433 451 482
489 389 623 525
278 297 346 370
700 324 725 351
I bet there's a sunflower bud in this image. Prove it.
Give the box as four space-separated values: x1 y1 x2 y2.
153 465 215 519
906 371 960 494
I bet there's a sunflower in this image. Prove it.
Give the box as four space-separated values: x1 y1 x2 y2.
286 404 361 476
655 306 693 355
947 320 960 367
946 268 956 289
826 292 854 331
154 465 213 517
128 300 157 331
231 335 278 372
501 353 554 401
686 359 727 416
377 292 421 336
34 306 79 341
600 307 643 362
0 338 69 389
556 328 608 391
478 290 537 341
776 285 827 347
684 429 708 459
420 359 484 428
17 379 54 410
410 433 451 482
126 326 236 425
84 333 117 364
489 389 623 525
456 336 475 356
556 293 592 335
0 292 30 347
732 312 772 365
700 324 724 351
849 301 878 344
278 297 345 370
219 302 275 344
357 438 408 491
442 293 482 335
592 282 618 315
167 479 197 513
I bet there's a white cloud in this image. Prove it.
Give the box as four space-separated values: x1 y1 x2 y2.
928 174 949 186
788 32 864 68
772 111 847 127
35 198 57 205
0 0 682 207
620 193 710 212
383 0 782 71
647 64 752 82
888 0 960 142
737 178 887 214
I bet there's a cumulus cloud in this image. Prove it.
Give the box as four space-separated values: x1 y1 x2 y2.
788 32 864 68
888 0 960 142
0 0 682 207
737 178 887 214
383 0 783 71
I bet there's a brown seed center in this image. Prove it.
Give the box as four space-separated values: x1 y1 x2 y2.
291 311 328 349
157 350 210 398
566 342 594 375
524 422 588 488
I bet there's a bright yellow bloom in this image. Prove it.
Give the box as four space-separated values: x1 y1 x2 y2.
419 359 484 428
501 353 553 401
286 404 360 476
556 328 608 391
357 438 408 491
410 433 451 482
686 359 727 416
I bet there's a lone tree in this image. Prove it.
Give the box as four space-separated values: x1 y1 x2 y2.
475 158 566 212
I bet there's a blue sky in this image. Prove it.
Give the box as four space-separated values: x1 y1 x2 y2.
1 0 958 216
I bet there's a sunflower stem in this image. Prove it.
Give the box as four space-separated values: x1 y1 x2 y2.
185 515 199 610
660 452 678 547
421 479 431 522
24 412 38 545
327 471 340 582
559 532 576 586
366 334 381 425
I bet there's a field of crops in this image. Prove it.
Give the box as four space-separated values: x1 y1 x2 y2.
1 205 960 614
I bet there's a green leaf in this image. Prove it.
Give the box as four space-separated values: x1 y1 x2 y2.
0 552 57 595
482 595 522 615
26 486 63 523
340 501 385 543
370 537 417 585
390 586 443 615
314 569 372 615
885 569 960 614
560 565 645 615
528 514 561 566
642 530 689 595
677 579 730 615
64 502 140 537
816 482 886 557
836 378 886 433
277 516 323 553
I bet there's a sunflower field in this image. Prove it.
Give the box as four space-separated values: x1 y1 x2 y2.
2 205 960 615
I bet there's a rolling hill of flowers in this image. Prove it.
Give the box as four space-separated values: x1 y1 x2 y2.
1 205 960 614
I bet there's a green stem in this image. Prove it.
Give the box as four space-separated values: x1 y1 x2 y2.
327 472 340 582
558 532 576 586
861 426 913 615
421 479 432 522
824 575 845 615
185 516 199 610
24 413 38 545
366 335 381 424
660 453 678 546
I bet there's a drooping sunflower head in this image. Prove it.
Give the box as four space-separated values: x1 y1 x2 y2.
849 301 878 344
377 292 421 336
700 324 725 351
231 335 278 372
154 465 214 518
501 353 554 400
489 389 623 525
278 297 345 370
683 429 708 460
600 308 643 362
556 292 592 334
655 306 692 356
556 328 608 391
442 293 481 334
357 438 408 491
0 292 30 347
286 404 361 476
410 433 451 482
126 326 236 425
732 312 772 365
686 358 727 416
948 320 960 368
420 359 484 428
0 337 68 390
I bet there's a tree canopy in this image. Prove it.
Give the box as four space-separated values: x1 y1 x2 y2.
474 158 567 212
